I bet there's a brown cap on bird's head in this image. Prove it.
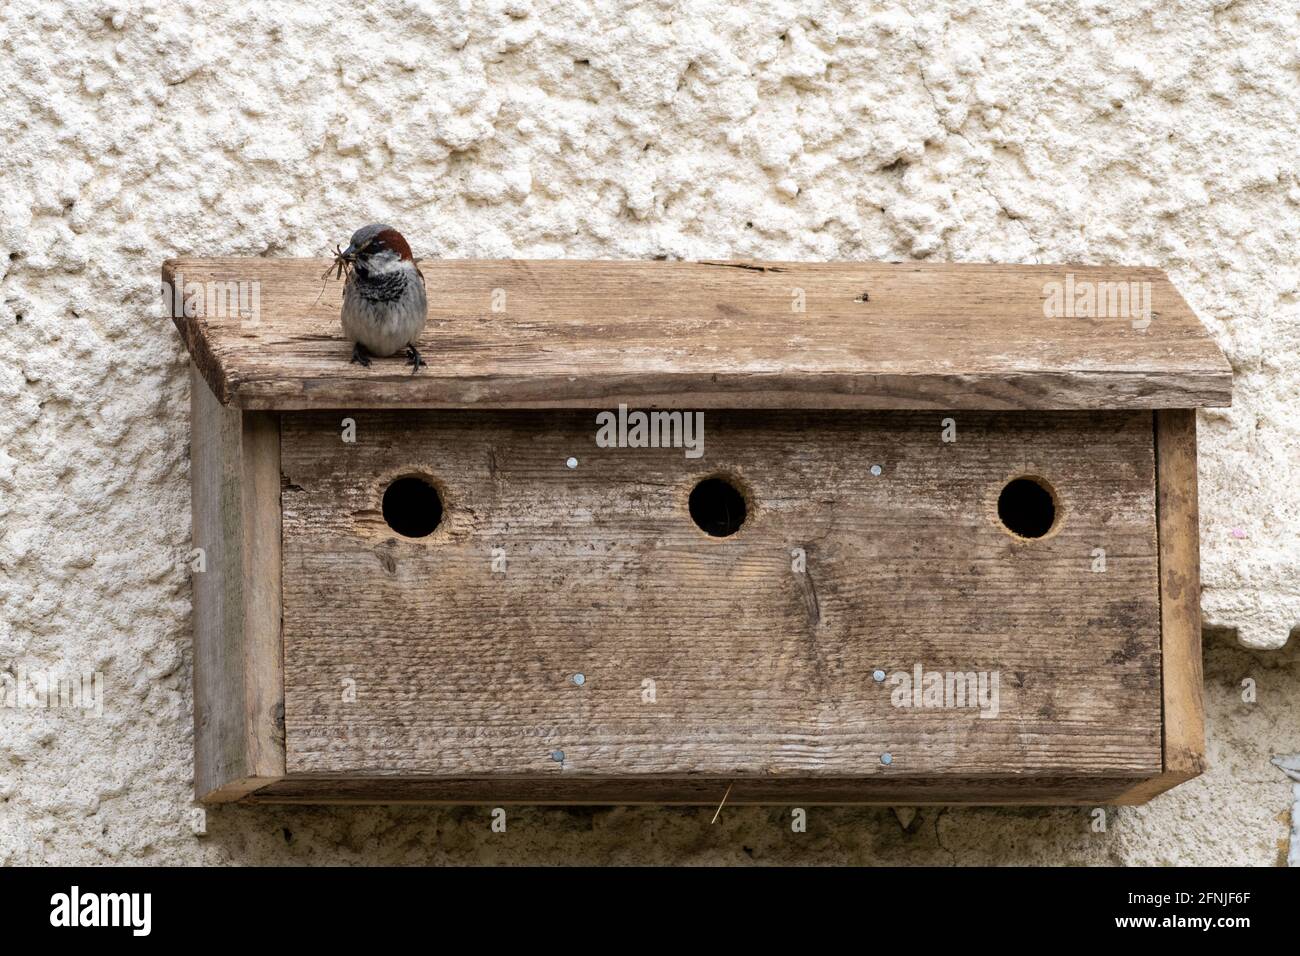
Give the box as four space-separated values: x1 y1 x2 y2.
343 223 414 262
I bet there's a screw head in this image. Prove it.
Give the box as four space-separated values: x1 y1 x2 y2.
566 457 578 469
880 752 893 765
872 669 886 683
870 464 883 477
551 750 565 763
572 673 585 686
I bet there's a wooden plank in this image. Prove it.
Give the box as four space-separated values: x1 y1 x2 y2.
1114 409 1205 804
166 259 1231 412
279 410 1163 796
246 775 1148 806
190 366 285 801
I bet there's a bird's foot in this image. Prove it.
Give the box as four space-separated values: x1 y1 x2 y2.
405 345 426 375
350 343 372 368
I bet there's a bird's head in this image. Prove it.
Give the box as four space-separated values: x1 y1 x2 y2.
340 223 415 277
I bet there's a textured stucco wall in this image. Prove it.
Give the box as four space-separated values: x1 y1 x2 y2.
1 0 1296 865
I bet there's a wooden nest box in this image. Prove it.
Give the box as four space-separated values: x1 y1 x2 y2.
169 258 1231 805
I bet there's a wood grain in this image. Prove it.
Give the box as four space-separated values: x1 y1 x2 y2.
190 366 285 801
245 774 1149 806
279 409 1163 798
166 259 1231 411
1115 409 1206 804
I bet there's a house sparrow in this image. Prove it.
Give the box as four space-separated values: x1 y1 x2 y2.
336 223 427 373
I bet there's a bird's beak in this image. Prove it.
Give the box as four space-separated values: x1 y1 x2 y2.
341 242 358 260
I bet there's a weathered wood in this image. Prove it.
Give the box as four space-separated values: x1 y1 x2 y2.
166 259 1231 411
278 410 1163 799
190 366 285 801
1115 409 1205 804
1155 410 1207 777
245 775 1149 806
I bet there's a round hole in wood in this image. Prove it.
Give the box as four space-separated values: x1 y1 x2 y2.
997 476 1058 539
382 475 443 538
689 476 747 537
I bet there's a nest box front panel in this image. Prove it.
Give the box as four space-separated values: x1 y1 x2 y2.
278 409 1162 784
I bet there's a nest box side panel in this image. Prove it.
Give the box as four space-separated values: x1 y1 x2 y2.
190 366 285 801
278 410 1162 800
1117 408 1206 804
1155 409 1206 778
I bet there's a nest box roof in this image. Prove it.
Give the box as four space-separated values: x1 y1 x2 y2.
167 258 1231 411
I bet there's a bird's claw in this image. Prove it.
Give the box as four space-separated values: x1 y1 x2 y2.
405 345 426 375
350 343 372 368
